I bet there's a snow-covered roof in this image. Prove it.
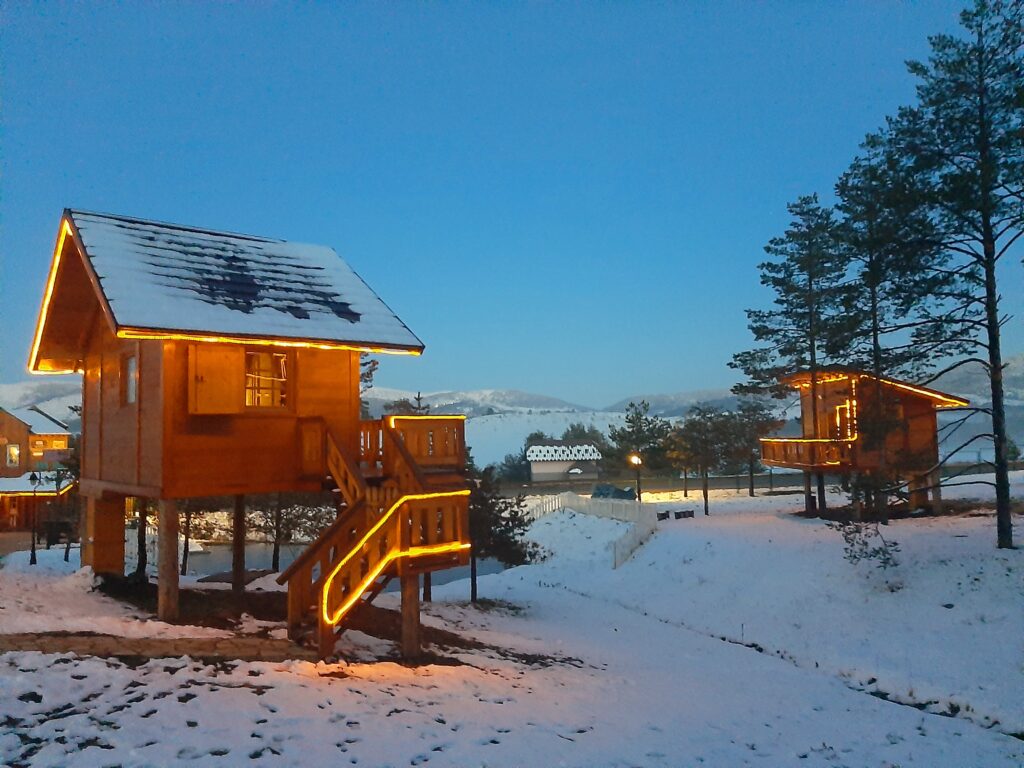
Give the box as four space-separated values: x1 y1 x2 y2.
5 406 69 434
0 472 72 494
31 210 424 372
526 441 602 462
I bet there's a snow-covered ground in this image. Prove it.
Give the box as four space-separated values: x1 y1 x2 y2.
0 473 1021 766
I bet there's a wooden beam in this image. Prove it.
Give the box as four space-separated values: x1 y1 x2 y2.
400 574 421 660
158 499 179 622
232 494 245 595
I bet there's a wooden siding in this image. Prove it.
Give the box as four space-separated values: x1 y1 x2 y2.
159 342 360 499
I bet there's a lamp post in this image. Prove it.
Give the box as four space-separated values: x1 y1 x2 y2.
628 453 643 503
29 472 40 566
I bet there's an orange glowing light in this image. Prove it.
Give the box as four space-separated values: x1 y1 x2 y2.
115 327 421 356
857 374 968 408
387 414 467 428
0 483 76 498
27 219 75 374
321 489 471 626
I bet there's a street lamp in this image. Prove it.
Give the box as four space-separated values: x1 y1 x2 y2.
628 453 643 503
29 472 40 566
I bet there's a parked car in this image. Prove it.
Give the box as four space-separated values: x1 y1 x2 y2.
591 483 636 501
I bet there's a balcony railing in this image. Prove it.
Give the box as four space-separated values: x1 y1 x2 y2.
760 438 854 469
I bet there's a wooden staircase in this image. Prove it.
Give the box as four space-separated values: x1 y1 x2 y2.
278 416 470 658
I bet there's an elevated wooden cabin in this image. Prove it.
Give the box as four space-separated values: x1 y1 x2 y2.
0 406 71 478
29 210 470 657
0 406 74 530
760 368 968 507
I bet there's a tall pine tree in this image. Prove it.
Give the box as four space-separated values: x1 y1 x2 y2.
731 195 849 513
893 0 1024 547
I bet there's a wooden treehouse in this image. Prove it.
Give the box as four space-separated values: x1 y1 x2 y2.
759 368 968 508
28 209 470 657
0 406 74 530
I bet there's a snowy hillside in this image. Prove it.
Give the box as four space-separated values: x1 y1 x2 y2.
465 410 628 466
364 386 590 417
0 378 79 411
603 388 735 416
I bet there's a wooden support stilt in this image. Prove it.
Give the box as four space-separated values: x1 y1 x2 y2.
401 573 421 659
930 469 943 515
232 494 245 596
803 472 814 515
158 499 179 622
83 495 126 576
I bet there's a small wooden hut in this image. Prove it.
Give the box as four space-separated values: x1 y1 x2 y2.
28 210 470 657
0 406 74 531
760 368 968 510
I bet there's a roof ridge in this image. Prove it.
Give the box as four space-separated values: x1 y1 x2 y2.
67 209 284 244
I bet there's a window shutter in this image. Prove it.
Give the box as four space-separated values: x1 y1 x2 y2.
188 344 244 414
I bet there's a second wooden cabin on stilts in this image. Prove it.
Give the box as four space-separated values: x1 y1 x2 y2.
28 210 471 658
759 367 969 515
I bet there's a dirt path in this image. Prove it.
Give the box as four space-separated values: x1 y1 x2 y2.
0 631 318 662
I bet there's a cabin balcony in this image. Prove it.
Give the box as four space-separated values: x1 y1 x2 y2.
760 437 854 470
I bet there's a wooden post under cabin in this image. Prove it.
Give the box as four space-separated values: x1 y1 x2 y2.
158 499 179 622
83 495 126 576
930 469 943 515
401 573 421 659
232 494 246 595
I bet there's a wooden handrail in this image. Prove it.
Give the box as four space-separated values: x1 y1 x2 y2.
279 416 471 653
276 496 366 584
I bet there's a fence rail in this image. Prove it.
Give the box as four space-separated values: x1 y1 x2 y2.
524 492 657 568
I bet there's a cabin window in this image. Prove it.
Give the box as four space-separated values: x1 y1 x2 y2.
245 351 288 408
122 355 138 405
52 438 68 450
6 445 20 468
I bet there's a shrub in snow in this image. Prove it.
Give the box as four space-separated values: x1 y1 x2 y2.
827 521 901 570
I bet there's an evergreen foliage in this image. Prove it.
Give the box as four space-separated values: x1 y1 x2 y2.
730 195 849 399
607 401 671 469
468 466 534 601
890 0 1024 547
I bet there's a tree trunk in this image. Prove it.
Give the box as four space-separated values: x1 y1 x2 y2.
422 572 432 603
983 245 1012 548
769 467 774 492
816 472 827 513
701 467 710 516
180 507 191 576
135 500 147 578
272 492 282 572
748 457 755 497
803 472 814 515
470 551 478 603
232 494 246 596
682 468 688 498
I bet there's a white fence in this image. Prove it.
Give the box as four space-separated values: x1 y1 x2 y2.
524 492 658 569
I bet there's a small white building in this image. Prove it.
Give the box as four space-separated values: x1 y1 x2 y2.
526 440 602 483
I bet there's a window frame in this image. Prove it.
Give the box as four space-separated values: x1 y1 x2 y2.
243 348 292 411
121 353 138 406
6 444 21 468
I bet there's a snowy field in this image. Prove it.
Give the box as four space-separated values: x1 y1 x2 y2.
0 474 1021 766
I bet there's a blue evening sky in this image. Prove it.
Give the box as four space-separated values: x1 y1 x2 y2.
2 2 1020 408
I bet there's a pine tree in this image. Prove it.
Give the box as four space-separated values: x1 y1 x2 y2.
894 0 1024 547
731 195 849 512
359 355 378 419
468 467 533 602
665 405 732 515
607 401 671 469
834 135 959 518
